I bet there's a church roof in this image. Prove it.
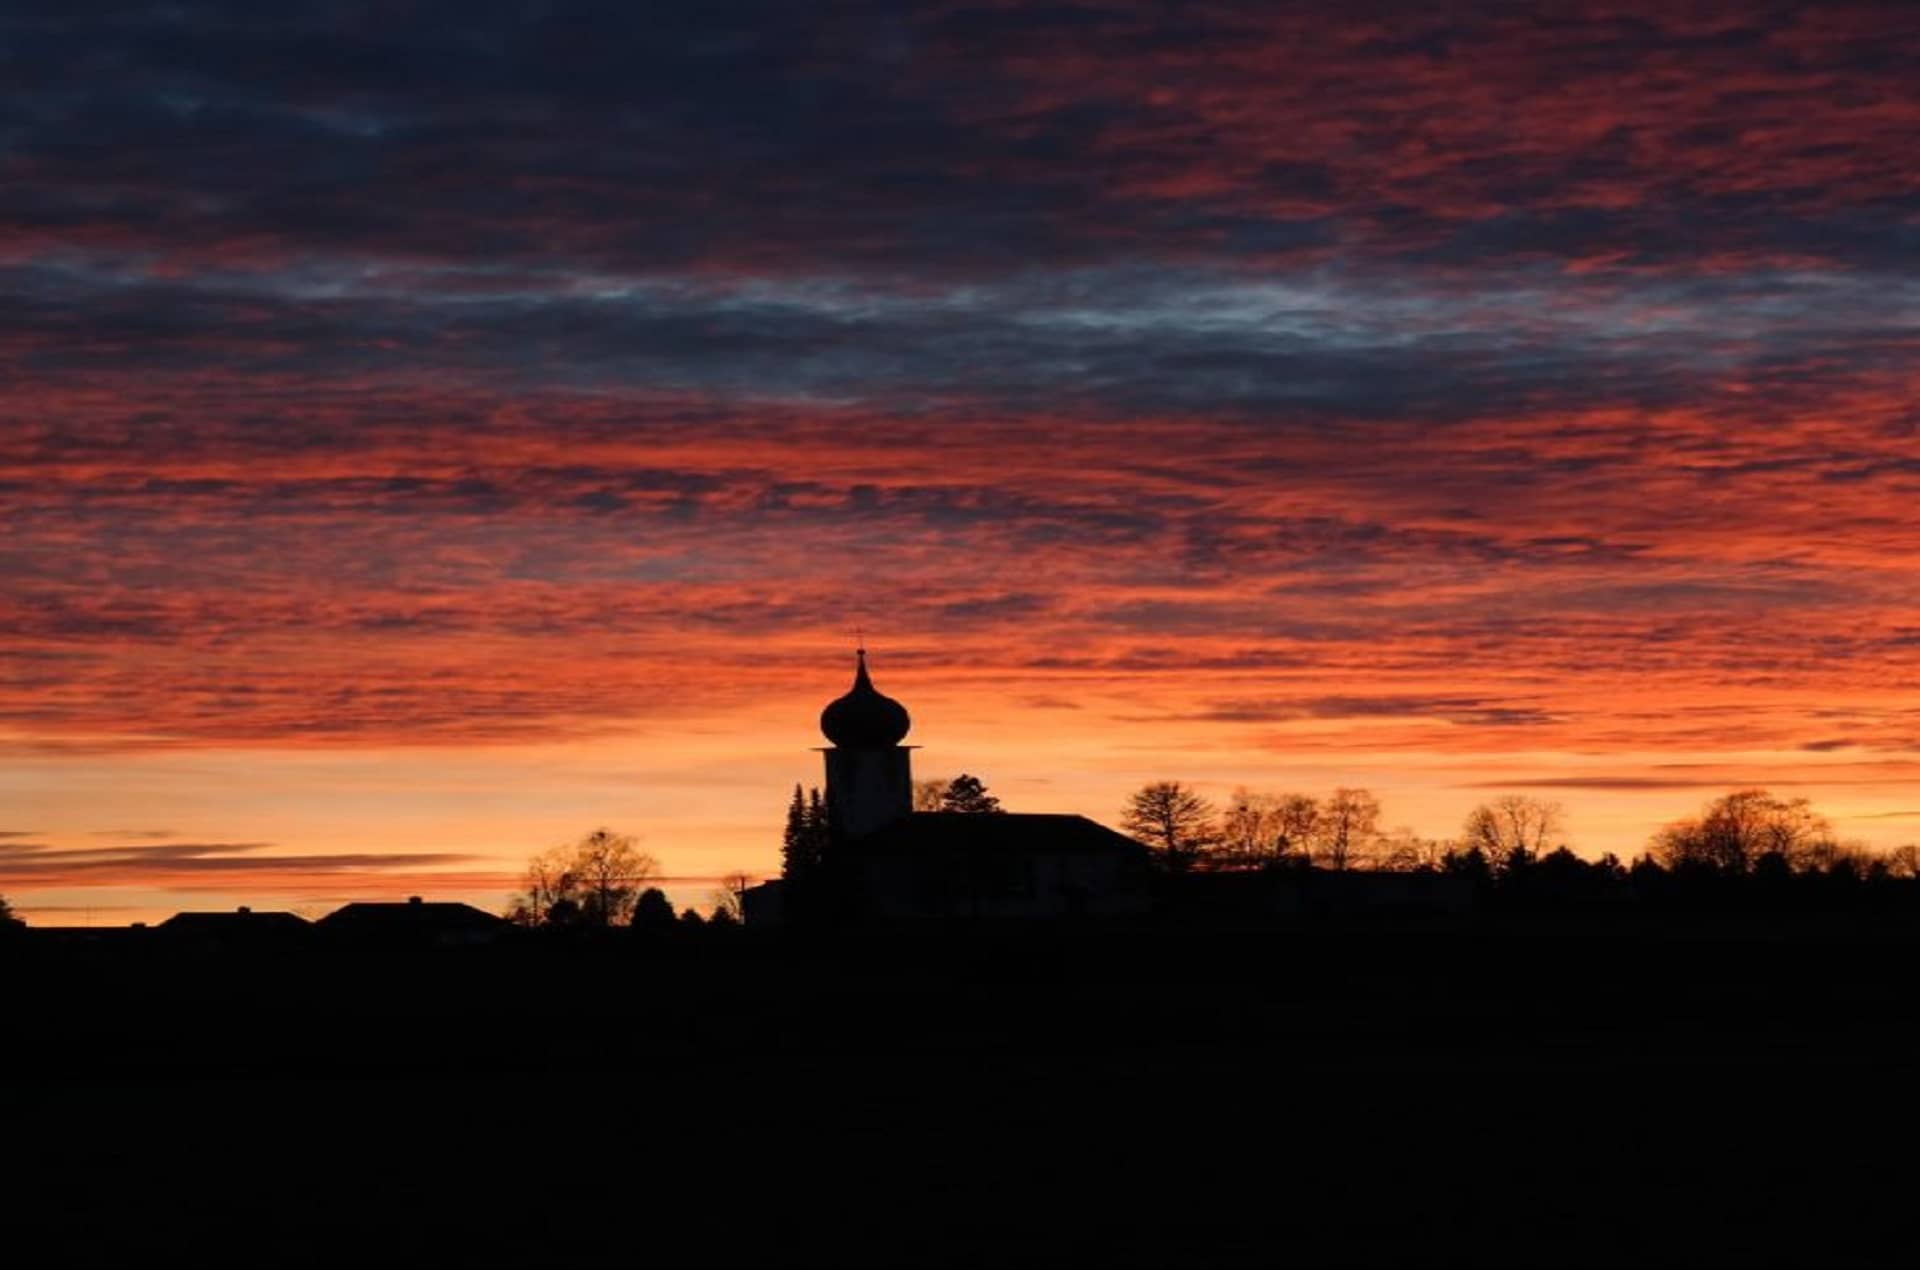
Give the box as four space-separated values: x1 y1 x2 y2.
855 812 1147 858
819 648 911 748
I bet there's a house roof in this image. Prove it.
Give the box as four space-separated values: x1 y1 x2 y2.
159 909 310 934
854 812 1148 858
315 897 504 931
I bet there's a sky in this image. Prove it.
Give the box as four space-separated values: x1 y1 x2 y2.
3 1 1918 923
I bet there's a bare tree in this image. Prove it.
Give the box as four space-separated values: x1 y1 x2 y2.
1315 788 1381 870
715 870 756 922
1213 790 1334 868
0 893 21 929
1376 827 1451 872
1652 789 1835 873
1885 844 1920 880
1462 795 1566 871
1217 789 1282 869
512 829 659 928
1273 794 1321 860
912 778 949 813
509 844 580 927
572 828 658 926
1796 837 1876 874
1122 781 1218 872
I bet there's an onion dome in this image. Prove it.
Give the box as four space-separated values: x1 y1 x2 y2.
820 648 911 748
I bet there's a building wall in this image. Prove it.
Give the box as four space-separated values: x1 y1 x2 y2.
824 746 913 840
858 850 1151 921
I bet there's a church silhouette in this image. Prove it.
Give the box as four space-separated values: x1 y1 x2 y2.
744 648 1151 924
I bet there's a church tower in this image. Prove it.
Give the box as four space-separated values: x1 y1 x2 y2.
819 646 913 841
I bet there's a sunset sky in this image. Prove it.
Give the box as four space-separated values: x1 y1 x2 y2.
3 1 1918 923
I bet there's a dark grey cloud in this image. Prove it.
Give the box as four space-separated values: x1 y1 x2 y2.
2 253 1910 432
0 838 474 879
1458 777 1728 790
0 1 1129 274
934 593 1055 625
1 3 1912 294
0 0 1912 450
1192 695 1557 728
0 840 273 862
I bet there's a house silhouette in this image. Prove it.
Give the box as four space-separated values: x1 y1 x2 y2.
158 906 312 945
315 896 505 944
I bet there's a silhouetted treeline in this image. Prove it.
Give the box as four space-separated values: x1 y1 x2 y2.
1118 782 1920 892
1152 843 1920 921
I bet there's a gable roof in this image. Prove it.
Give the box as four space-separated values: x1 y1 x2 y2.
159 909 310 935
315 897 505 931
855 812 1148 858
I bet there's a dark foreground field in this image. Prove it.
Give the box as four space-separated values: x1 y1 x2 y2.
7 918 1920 1265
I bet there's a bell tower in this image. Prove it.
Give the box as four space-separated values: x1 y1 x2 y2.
818 646 913 841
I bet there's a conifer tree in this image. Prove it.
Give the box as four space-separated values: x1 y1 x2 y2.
781 784 809 879
807 787 830 852
631 886 677 933
782 784 831 881
939 774 1003 814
